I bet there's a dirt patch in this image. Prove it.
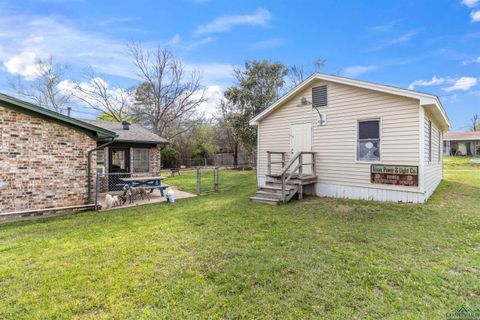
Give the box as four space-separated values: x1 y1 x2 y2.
335 205 355 212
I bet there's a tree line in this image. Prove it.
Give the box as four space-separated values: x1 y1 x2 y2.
10 43 326 166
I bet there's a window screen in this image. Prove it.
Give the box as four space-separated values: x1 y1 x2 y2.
357 120 380 161
312 85 327 107
96 148 105 164
132 148 150 173
358 120 380 139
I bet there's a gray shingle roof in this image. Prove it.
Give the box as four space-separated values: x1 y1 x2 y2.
81 120 168 144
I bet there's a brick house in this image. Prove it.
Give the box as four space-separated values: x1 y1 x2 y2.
0 93 167 215
81 120 168 192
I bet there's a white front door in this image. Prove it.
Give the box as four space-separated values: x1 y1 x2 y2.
290 123 312 175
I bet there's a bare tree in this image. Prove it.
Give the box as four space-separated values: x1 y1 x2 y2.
9 55 72 113
314 58 327 71
70 68 133 122
127 42 207 138
215 99 240 166
471 114 479 131
287 65 305 88
287 57 327 90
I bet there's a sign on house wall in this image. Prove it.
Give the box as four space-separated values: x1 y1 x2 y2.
370 165 418 186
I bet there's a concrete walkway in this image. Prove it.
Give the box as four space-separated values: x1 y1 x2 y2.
99 187 196 211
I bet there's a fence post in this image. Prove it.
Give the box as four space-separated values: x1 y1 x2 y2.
95 173 100 210
196 167 201 195
213 167 219 192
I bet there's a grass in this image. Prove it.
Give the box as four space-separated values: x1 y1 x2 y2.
0 158 479 319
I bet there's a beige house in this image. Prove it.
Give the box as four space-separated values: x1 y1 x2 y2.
443 131 480 156
250 73 450 204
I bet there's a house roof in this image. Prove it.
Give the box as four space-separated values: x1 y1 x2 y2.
0 93 117 140
81 120 169 145
444 131 480 141
249 73 451 130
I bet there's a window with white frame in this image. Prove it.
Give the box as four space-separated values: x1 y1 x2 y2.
357 120 380 161
132 148 150 173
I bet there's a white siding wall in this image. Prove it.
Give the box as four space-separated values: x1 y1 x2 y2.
424 111 443 199
258 79 426 202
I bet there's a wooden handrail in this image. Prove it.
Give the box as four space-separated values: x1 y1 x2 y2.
266 150 317 204
267 151 286 175
277 151 317 203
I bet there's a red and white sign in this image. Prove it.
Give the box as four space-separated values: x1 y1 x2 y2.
370 165 418 187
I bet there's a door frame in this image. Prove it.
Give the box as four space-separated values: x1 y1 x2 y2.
108 147 131 174
289 123 313 174
289 123 313 155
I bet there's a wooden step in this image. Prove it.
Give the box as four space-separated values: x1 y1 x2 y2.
260 185 296 192
266 175 318 185
250 196 282 205
254 190 284 199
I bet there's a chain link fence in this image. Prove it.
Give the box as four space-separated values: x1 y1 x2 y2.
171 153 256 169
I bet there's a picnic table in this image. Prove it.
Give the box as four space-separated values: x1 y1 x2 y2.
121 176 168 197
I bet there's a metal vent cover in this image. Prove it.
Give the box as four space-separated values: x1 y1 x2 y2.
312 85 327 108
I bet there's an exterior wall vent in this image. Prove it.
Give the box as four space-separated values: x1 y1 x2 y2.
312 85 327 108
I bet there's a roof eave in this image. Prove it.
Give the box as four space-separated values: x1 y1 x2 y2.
250 72 451 129
0 94 117 139
113 139 169 145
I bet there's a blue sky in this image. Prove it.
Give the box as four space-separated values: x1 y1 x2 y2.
0 0 479 130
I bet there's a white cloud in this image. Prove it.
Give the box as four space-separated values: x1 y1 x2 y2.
409 76 478 92
370 30 419 51
368 21 398 33
0 12 134 80
443 77 478 92
58 78 135 113
462 0 479 8
195 8 271 35
167 34 182 46
167 34 214 50
187 63 235 86
341 65 377 77
0 10 234 88
3 52 42 80
408 76 450 90
249 38 284 50
471 10 480 22
196 85 223 116
462 56 480 64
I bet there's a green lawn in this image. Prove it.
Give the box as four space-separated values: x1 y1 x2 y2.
0 158 479 319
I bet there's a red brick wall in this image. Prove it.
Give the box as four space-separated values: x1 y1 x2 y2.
0 106 97 213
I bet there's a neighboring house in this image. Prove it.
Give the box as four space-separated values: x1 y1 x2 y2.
250 73 450 204
0 93 167 215
443 131 480 156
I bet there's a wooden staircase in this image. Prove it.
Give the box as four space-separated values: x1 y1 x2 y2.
251 151 317 205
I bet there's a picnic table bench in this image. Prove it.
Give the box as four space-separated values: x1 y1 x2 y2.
121 176 169 197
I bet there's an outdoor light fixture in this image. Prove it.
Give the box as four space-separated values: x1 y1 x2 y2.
297 96 327 126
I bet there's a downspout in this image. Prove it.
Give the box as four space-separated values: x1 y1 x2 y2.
87 137 115 203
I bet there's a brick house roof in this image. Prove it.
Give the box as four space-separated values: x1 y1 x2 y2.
444 131 480 141
81 120 169 145
0 93 117 140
